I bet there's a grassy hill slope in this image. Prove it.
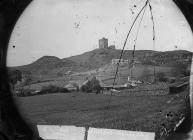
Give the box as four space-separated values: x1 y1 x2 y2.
10 49 192 83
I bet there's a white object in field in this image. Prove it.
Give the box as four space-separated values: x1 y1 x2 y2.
87 128 155 140
128 76 130 82
37 125 85 140
147 82 152 85
110 89 121 93
124 83 128 87
131 81 137 87
135 80 143 84
65 71 72 75
124 82 136 87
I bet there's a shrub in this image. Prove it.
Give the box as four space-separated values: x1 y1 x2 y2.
8 69 22 91
80 76 101 94
40 85 69 94
18 88 37 97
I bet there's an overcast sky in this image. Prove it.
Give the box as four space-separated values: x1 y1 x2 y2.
7 0 193 66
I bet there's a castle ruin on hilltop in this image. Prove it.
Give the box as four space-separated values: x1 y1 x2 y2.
99 37 115 50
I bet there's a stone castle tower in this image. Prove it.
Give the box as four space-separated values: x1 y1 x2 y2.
99 38 108 49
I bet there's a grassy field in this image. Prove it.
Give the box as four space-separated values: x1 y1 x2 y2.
97 64 172 85
14 89 189 139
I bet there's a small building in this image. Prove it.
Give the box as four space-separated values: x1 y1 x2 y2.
65 71 73 75
112 58 129 65
108 45 115 49
65 83 77 91
99 38 108 49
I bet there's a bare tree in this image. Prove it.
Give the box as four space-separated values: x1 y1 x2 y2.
8 69 22 96
23 72 32 89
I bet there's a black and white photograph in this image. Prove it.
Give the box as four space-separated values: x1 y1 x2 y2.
1 0 193 140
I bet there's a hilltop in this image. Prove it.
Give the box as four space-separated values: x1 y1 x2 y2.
12 49 157 71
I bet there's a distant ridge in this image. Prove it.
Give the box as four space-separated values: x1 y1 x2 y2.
10 49 192 77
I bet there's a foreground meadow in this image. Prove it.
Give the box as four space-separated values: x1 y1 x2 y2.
14 88 189 139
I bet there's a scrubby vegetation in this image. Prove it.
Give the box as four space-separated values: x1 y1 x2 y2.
40 85 69 94
15 85 69 97
80 76 101 94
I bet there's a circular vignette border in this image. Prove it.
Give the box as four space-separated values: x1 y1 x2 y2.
0 0 192 140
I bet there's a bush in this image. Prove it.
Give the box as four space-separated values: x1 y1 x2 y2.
8 69 22 92
17 88 37 97
40 85 69 94
80 76 101 94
